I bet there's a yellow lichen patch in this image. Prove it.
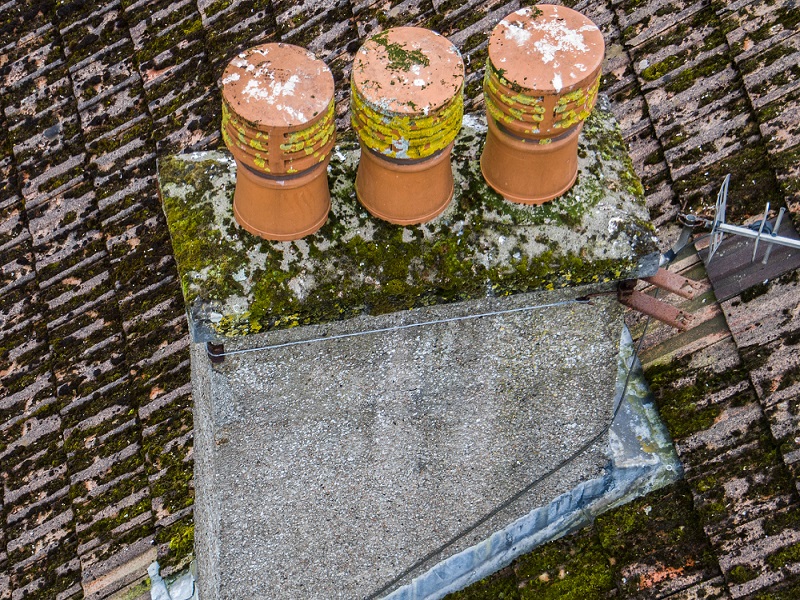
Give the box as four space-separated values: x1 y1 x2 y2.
249 138 269 152
280 114 335 153
284 101 335 144
484 58 601 139
351 82 464 159
222 101 270 141
484 69 546 114
484 94 541 136
554 75 600 130
220 96 335 175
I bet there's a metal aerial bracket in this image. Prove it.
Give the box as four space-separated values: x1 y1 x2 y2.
617 267 702 331
643 268 705 299
660 213 705 266
619 172 799 330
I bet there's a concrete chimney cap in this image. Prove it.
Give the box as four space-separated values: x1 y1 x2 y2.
221 42 334 129
488 5 604 93
352 26 464 116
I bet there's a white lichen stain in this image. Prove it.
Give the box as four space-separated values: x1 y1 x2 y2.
608 217 624 234
530 20 595 64
242 73 301 105
462 113 487 133
389 137 410 159
500 19 532 46
276 104 305 122
222 72 241 85
552 73 562 93
288 273 315 301
413 78 426 87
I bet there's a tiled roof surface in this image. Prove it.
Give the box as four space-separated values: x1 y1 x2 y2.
0 0 797 598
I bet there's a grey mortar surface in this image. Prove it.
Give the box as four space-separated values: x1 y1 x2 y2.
190 291 679 599
194 287 625 599
382 326 681 600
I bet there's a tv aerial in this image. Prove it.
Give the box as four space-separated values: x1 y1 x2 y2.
628 175 799 331
663 174 800 266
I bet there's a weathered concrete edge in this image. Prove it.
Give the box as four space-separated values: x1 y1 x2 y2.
380 327 682 600
169 322 677 600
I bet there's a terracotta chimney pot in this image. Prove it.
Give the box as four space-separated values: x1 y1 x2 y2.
351 27 465 225
480 5 605 205
221 43 336 240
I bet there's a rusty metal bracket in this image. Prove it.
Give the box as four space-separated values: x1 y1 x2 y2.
618 284 693 331
643 268 705 299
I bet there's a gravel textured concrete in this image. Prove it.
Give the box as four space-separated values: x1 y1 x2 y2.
193 288 625 599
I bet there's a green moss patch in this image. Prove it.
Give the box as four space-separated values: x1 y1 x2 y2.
446 530 614 600
156 516 195 570
766 541 800 571
513 532 614 600
749 580 800 600
370 30 430 71
596 482 717 593
645 357 752 440
692 440 796 530
728 564 759 584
